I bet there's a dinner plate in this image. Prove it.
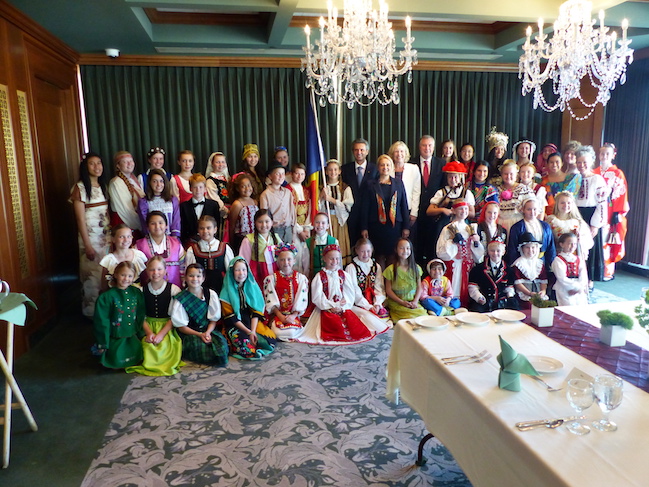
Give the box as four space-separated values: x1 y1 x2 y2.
414 315 449 330
491 309 526 322
527 355 564 374
454 312 490 326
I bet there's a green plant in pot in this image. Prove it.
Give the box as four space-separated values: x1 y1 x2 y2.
635 288 649 332
597 310 633 347
530 294 557 327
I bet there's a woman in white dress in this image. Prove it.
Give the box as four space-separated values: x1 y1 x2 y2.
69 152 111 317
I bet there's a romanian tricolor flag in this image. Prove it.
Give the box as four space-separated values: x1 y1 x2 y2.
306 89 326 219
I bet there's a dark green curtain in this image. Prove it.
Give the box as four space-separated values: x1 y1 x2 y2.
603 58 649 266
81 65 561 178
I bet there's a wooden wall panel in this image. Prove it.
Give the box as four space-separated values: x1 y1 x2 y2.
0 3 81 357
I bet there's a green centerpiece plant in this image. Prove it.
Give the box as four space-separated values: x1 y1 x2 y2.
597 310 633 347
530 294 557 328
635 288 649 332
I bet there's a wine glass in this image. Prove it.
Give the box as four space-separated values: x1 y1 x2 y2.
566 379 594 435
592 374 624 432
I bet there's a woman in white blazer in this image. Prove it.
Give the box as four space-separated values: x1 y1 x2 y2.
388 141 421 225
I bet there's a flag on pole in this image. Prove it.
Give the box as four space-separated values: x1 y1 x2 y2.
306 89 326 221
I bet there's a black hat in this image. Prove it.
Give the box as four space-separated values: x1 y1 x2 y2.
517 231 541 251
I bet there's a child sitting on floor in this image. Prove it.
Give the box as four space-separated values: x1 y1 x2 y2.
468 241 518 312
511 232 549 308
420 259 461 316
170 263 229 366
220 257 276 359
345 238 389 319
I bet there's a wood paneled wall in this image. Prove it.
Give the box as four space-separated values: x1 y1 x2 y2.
0 1 82 357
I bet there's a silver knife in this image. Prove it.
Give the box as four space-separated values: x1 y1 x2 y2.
515 416 580 429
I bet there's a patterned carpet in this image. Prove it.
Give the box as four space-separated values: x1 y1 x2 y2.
81 330 472 486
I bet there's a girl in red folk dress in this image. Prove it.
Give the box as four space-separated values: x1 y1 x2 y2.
170 150 196 204
263 244 309 341
594 143 629 281
296 244 389 345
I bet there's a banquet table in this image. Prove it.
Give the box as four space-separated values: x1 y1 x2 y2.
386 312 649 487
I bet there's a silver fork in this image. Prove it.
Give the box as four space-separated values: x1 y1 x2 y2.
442 349 489 364
527 374 564 392
445 353 492 365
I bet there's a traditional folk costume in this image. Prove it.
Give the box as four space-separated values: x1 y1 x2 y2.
576 173 608 282
231 203 259 252
220 257 275 359
99 250 148 286
436 211 484 307
185 238 233 293
126 282 184 376
551 252 589 306
545 215 594 263
260 181 296 244
477 221 507 255
541 173 581 215
383 264 427 322
239 232 282 286
507 216 556 271
468 181 499 222
263 246 310 340
170 174 193 204
297 244 390 345
290 181 312 274
137 195 181 238
511 255 548 308
306 234 338 278
206 170 231 242
468 258 517 312
69 181 111 317
93 285 145 369
420 259 461 316
496 183 535 233
319 182 353 265
170 287 228 366
345 257 389 319
594 163 629 280
136 235 186 287
108 172 144 231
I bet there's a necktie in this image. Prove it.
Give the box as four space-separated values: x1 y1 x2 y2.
357 165 364 186
423 161 430 186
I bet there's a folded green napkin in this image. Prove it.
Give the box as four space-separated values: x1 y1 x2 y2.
496 335 539 391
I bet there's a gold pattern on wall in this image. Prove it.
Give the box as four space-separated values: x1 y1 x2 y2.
0 85 29 277
17 90 45 270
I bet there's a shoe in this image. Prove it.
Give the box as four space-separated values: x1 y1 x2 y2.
427 310 437 316
603 276 615 282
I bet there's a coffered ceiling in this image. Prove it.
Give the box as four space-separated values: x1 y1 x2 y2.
7 0 649 65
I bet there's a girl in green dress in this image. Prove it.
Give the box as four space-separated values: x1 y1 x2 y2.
126 256 184 376
383 238 427 322
93 261 145 369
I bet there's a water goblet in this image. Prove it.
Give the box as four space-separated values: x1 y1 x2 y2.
566 379 594 435
592 374 623 432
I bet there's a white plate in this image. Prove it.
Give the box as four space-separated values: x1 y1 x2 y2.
527 355 564 374
414 315 449 330
491 309 526 322
454 312 490 326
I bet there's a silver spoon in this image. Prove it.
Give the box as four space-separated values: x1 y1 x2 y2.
517 419 565 431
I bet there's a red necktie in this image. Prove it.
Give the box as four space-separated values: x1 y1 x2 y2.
423 161 430 186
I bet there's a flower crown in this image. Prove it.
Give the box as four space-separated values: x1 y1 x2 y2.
274 243 298 258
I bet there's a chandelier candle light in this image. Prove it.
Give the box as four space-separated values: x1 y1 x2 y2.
518 0 633 120
302 0 417 108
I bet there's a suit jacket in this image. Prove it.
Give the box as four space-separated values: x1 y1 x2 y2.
411 156 445 219
360 177 410 233
180 198 220 244
341 161 378 241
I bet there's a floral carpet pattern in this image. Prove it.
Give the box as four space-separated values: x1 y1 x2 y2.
82 331 472 486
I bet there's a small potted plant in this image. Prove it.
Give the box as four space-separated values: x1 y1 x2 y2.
530 294 557 327
597 310 633 347
635 288 649 332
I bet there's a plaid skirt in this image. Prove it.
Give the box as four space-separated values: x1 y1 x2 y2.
180 330 229 366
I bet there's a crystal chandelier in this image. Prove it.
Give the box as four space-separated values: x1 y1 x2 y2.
301 0 417 108
518 0 633 120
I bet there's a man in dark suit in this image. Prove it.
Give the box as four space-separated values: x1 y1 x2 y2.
180 174 221 246
409 135 445 266
341 138 378 244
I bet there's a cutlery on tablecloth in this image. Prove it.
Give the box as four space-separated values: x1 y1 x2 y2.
526 374 563 392
441 349 488 363
444 353 492 365
515 416 581 430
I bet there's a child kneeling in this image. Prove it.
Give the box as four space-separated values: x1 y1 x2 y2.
420 259 461 316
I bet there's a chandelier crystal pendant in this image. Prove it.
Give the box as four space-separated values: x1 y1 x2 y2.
518 0 633 120
302 0 418 108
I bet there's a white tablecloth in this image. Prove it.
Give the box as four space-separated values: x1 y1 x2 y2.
386 317 649 487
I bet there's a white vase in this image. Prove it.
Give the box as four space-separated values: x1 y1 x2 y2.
599 326 627 347
531 306 554 327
